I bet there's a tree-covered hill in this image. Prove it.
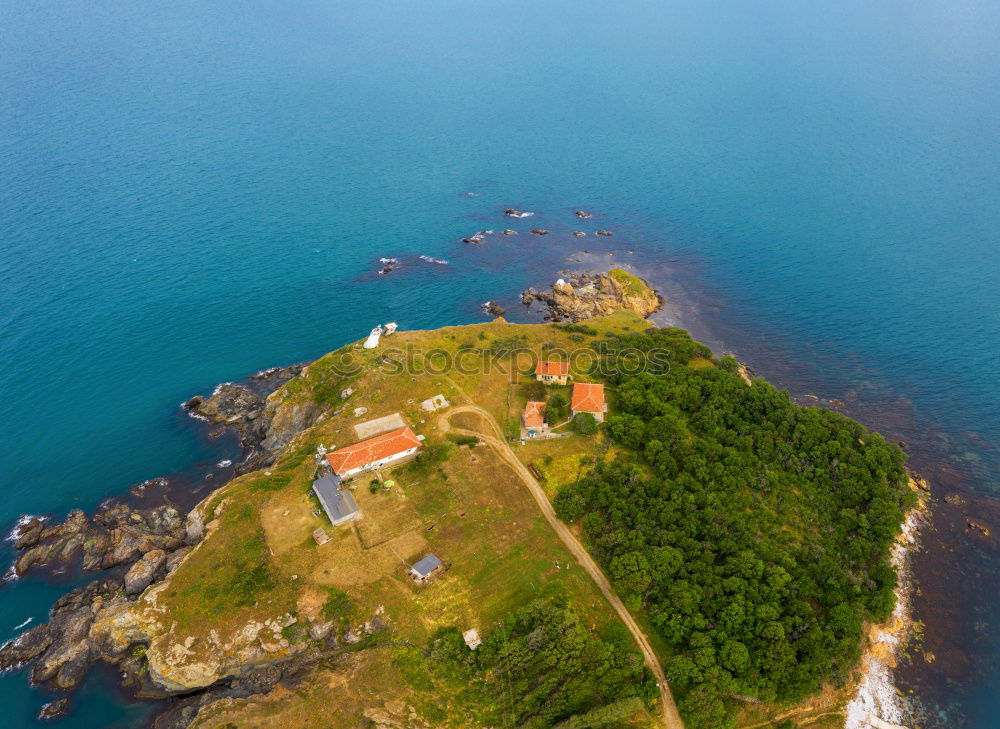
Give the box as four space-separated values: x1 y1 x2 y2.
554 327 915 729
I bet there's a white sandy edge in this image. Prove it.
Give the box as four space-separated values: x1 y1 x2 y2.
844 488 926 729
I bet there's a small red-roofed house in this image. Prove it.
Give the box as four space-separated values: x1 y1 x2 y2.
327 426 422 478
522 401 547 435
571 383 606 422
535 360 570 385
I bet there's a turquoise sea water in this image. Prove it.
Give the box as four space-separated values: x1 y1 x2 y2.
2 0 999 726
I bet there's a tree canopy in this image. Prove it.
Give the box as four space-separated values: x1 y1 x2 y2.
554 327 914 728
429 599 656 728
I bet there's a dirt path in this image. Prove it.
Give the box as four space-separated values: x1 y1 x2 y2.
439 404 685 729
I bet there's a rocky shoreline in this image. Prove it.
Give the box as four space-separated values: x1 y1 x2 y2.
844 476 930 729
0 362 332 727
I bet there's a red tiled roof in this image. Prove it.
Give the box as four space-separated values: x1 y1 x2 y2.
522 401 546 429
571 383 605 414
327 426 421 475
535 360 569 376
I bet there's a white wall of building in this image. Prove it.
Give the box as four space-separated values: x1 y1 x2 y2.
341 446 419 478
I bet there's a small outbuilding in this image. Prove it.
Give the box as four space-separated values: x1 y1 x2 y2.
409 553 443 582
312 473 360 526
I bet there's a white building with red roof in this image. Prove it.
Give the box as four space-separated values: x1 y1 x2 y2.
327 426 422 478
534 360 570 385
571 383 606 422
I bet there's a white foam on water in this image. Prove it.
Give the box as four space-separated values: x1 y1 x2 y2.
5 514 45 543
216 459 232 468
419 255 448 265
844 505 924 729
13 617 32 631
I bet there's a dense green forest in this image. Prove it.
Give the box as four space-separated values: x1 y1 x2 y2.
429 599 656 728
554 327 915 729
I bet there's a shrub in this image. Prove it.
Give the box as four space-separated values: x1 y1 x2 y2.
719 355 739 373
408 443 453 475
525 380 547 400
489 335 528 357
546 393 568 424
571 412 598 435
557 322 598 336
248 473 292 492
321 587 355 624
281 623 309 644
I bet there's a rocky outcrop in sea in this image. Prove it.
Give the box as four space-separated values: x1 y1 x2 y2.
520 269 663 322
1 360 332 726
183 362 314 471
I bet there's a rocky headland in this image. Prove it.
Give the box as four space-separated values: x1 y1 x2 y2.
1 360 338 724
520 268 663 322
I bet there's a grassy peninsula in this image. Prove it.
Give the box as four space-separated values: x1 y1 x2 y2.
80 271 912 729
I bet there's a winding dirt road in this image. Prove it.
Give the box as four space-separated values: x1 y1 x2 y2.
440 404 685 729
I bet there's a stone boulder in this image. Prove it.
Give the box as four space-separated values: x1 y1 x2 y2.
185 384 263 424
125 550 167 595
37 697 70 721
0 578 122 692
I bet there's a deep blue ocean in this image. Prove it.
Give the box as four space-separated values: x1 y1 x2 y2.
2 0 999 726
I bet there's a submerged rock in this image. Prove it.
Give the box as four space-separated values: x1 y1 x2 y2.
501 229 517 236
529 228 549 236
574 210 592 219
481 301 506 317
572 231 586 237
966 519 991 538
595 229 613 237
37 698 70 721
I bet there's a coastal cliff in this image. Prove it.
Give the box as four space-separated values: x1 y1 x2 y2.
1 361 337 711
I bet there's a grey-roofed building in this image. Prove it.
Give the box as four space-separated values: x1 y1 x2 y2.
312 473 359 526
409 553 443 582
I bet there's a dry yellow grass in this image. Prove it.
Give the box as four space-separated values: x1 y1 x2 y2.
152 313 659 727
